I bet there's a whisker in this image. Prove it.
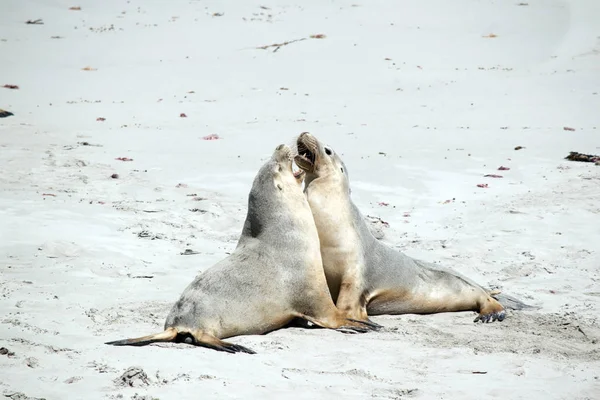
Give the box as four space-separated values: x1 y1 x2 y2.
284 131 310 156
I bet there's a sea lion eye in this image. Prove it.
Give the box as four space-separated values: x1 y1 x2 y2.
325 148 332 155
340 167 344 173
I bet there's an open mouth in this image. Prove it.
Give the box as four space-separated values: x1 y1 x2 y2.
277 144 305 180
295 140 316 173
292 162 305 179
283 146 304 179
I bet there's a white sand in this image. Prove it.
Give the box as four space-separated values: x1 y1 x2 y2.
1 0 599 399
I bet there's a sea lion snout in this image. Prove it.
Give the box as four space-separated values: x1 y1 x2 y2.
271 144 305 182
273 144 294 162
295 133 318 173
297 132 318 151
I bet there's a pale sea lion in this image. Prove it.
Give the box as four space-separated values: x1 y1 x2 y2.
295 132 533 323
106 144 377 354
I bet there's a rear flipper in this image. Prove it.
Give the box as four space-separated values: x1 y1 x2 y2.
474 309 505 323
105 327 255 354
491 292 540 311
0 109 14 118
473 292 539 323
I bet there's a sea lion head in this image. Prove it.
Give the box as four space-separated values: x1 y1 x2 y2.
252 143 306 198
295 132 349 190
242 144 309 239
269 143 306 188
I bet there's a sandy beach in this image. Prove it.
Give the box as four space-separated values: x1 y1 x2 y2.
1 0 599 399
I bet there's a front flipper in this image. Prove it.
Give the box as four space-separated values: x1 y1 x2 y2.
334 280 376 326
347 318 383 330
335 325 370 334
335 318 383 334
202 340 256 354
299 312 379 334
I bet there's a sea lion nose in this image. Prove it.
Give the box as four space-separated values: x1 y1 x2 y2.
299 131 310 138
276 144 285 151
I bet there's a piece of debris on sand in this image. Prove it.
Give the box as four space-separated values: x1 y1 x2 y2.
181 249 200 255
0 346 15 357
565 151 600 165
256 34 326 52
114 367 151 387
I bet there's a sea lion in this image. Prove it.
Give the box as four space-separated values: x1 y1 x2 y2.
295 132 531 323
105 144 377 354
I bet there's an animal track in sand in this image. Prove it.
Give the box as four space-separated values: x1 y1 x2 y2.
9 338 79 358
387 312 599 361
280 368 418 397
88 361 118 374
2 319 60 336
112 366 223 391
91 302 170 333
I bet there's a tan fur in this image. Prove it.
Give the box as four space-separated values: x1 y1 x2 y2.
296 132 508 323
106 144 378 354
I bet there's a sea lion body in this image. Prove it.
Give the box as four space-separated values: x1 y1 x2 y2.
295 132 528 323
106 144 375 354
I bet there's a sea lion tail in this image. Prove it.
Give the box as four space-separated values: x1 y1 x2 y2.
105 327 178 347
491 293 541 311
